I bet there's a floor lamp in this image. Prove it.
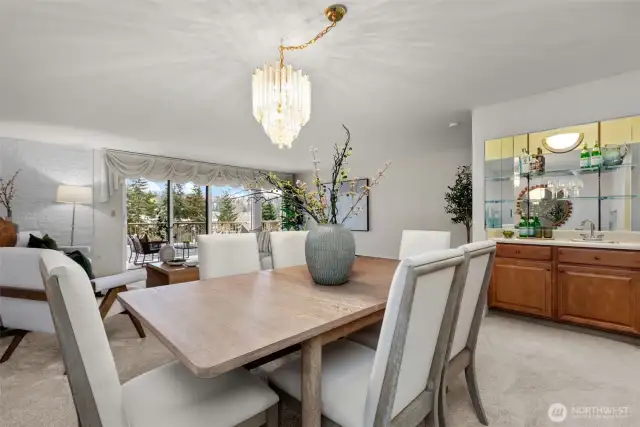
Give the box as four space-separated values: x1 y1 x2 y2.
56 185 93 246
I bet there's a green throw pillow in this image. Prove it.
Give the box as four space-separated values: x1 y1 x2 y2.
66 250 95 280
27 233 59 250
42 234 59 250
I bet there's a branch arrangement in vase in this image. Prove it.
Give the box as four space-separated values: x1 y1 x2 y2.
263 125 391 224
0 170 21 219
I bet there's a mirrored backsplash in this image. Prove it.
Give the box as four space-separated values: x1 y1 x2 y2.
484 115 640 232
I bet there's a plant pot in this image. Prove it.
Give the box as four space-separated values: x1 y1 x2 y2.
305 224 356 286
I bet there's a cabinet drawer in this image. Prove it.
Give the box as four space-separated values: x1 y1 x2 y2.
558 247 640 269
496 244 551 261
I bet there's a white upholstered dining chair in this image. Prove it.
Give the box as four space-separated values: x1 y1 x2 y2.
269 231 309 269
349 229 452 349
198 234 262 280
39 249 279 427
267 248 469 427
439 240 496 427
399 230 451 259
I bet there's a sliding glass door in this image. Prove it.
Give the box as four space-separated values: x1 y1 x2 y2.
172 182 207 245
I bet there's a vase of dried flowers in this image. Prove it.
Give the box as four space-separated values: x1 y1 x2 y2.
264 125 390 285
0 170 20 226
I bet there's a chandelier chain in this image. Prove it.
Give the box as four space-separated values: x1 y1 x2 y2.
279 21 337 69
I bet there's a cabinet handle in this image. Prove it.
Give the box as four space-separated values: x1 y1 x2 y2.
594 256 601 260
515 250 521 254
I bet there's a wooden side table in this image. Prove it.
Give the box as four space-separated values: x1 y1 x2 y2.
145 262 199 287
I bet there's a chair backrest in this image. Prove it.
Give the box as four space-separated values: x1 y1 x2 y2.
39 250 126 427
198 233 262 280
131 235 143 253
363 248 468 427
399 230 451 259
449 240 496 359
270 231 309 269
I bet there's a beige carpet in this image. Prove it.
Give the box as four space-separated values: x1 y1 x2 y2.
1 314 639 427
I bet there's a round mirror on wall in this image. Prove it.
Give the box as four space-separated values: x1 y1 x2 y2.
516 184 573 227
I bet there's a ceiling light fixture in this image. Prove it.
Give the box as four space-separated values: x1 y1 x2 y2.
252 4 347 149
542 132 584 153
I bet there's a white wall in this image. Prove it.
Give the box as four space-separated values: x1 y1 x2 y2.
0 138 94 246
472 69 640 241
298 123 472 258
0 138 126 276
92 149 126 277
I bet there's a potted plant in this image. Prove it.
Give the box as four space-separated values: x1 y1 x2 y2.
444 165 472 243
264 125 390 285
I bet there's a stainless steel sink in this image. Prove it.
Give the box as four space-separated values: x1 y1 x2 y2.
570 238 616 244
572 219 616 243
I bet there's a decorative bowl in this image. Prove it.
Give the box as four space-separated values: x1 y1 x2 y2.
165 258 187 266
502 230 515 239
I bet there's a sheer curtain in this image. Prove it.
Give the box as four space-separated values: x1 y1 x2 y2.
95 149 291 202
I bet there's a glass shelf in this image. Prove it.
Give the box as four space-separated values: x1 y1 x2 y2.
485 195 639 204
485 199 516 204
485 164 634 182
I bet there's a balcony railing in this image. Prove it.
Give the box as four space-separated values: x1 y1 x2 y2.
174 222 207 242
127 222 168 241
128 220 283 242
211 221 249 234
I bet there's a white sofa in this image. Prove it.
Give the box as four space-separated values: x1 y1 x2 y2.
0 231 147 363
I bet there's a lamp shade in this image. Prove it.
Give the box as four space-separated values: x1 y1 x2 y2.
56 185 93 204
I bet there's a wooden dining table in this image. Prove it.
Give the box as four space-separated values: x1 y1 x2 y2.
118 256 399 427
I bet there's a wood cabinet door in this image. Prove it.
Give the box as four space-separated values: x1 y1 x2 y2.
558 265 640 335
490 258 552 318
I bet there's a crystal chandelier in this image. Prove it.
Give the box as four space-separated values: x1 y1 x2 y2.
252 5 347 149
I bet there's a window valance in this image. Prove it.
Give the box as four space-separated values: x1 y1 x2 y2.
95 149 292 202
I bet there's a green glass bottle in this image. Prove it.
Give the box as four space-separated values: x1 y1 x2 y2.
519 217 528 238
528 217 536 237
591 139 602 167
580 143 590 168
534 216 542 238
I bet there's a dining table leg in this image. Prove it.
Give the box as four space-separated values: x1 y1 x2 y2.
301 335 322 427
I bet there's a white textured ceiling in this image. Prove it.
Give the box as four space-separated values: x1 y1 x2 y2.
1 0 640 172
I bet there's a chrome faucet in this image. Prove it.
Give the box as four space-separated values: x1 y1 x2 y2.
580 219 596 239
577 219 604 241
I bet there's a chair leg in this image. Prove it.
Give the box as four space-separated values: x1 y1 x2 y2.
0 330 28 363
438 378 448 427
126 311 146 338
98 286 126 319
134 253 140 265
266 403 278 427
426 379 441 427
465 358 489 426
